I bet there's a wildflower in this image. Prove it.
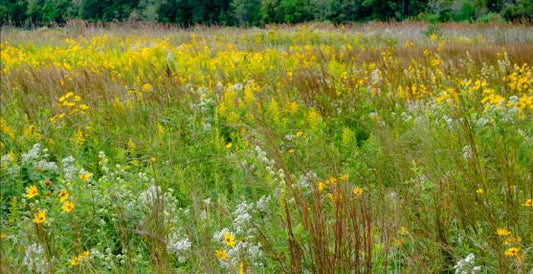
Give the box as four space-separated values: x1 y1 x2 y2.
58 190 69 202
495 228 510 236
225 142 232 149
79 172 93 182
475 188 485 195
26 185 39 199
288 148 295 154
224 232 235 247
296 131 303 137
81 250 90 258
239 261 244 274
32 210 46 224
142 83 153 92
339 174 349 181
353 186 363 197
317 182 326 192
62 201 75 212
215 249 227 260
523 199 533 207
504 247 520 257
399 226 409 236
70 256 80 266
149 156 157 163
504 236 521 246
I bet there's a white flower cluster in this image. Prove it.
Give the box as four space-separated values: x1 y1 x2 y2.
167 232 192 263
61 156 77 181
1 152 19 179
22 143 58 175
98 151 109 174
233 201 253 234
23 243 49 273
453 253 481 274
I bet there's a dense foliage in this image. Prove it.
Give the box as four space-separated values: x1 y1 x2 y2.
1 23 532 273
0 0 532 27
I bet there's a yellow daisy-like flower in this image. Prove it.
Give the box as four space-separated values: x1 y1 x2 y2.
475 188 485 194
504 247 520 257
25 185 38 199
224 232 235 247
58 189 69 202
523 199 533 207
62 201 75 212
142 83 153 92
80 250 90 258
79 172 93 182
225 142 232 149
496 228 510 236
71 256 80 266
32 210 46 224
339 174 349 181
215 249 227 260
296 131 303 137
398 226 409 236
353 186 363 197
317 182 326 192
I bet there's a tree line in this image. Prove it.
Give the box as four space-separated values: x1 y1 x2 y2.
1 0 532 27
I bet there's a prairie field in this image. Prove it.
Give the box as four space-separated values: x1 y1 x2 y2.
1 22 533 273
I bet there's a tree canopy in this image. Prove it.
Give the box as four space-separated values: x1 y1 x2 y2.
1 0 531 27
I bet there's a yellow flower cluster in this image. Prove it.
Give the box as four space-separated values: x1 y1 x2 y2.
496 228 522 258
0 117 15 139
71 250 90 266
50 92 89 125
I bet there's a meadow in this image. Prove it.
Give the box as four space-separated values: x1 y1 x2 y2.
1 22 532 273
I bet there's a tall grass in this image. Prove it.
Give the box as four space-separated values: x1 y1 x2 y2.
1 22 532 272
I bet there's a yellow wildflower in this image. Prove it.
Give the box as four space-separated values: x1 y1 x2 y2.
25 185 39 199
504 236 521 246
339 174 349 181
296 131 303 137
142 83 153 92
475 188 485 195
225 142 233 149
353 186 363 197
504 247 520 257
79 172 93 182
32 210 46 224
239 261 244 274
317 182 326 192
399 226 409 236
215 249 227 260
496 228 510 236
81 250 90 258
523 199 533 207
71 256 80 266
58 190 69 202
224 232 235 247
62 201 75 212
0 117 15 138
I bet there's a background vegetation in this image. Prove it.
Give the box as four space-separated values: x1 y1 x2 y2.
0 0 532 27
1 23 532 272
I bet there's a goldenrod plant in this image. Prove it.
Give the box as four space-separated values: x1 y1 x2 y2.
1 23 532 273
